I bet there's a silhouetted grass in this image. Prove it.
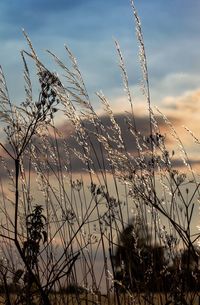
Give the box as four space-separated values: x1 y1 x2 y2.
0 1 200 304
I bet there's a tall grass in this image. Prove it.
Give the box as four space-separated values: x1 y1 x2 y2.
0 1 200 304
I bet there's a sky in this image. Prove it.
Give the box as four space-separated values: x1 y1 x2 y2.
0 1 200 174
1 0 200 282
0 0 200 178
0 0 200 164
1 0 200 106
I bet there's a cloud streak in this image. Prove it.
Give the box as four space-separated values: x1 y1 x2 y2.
0 111 183 176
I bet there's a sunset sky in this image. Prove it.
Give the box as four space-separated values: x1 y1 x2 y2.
1 1 200 281
0 0 200 103
0 0 200 162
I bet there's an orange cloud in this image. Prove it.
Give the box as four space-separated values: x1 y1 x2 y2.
162 89 200 115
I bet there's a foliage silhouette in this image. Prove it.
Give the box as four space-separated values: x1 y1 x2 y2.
0 1 200 304
113 218 166 292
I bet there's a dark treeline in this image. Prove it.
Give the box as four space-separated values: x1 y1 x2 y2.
113 220 200 293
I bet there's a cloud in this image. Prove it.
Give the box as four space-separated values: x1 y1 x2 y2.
162 89 200 113
159 88 200 140
1 0 200 107
0 111 178 176
0 1 134 103
1 84 200 180
150 73 200 103
97 87 200 167
150 88 200 164
35 112 182 173
1 0 200 175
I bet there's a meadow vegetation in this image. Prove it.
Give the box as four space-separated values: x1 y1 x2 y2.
0 1 200 304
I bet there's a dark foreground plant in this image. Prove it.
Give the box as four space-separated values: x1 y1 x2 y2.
0 1 200 305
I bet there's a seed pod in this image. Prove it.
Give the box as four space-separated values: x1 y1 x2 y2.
52 108 58 113
41 98 46 106
35 101 41 109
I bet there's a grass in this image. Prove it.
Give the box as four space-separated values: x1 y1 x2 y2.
0 1 200 304
1 293 200 305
